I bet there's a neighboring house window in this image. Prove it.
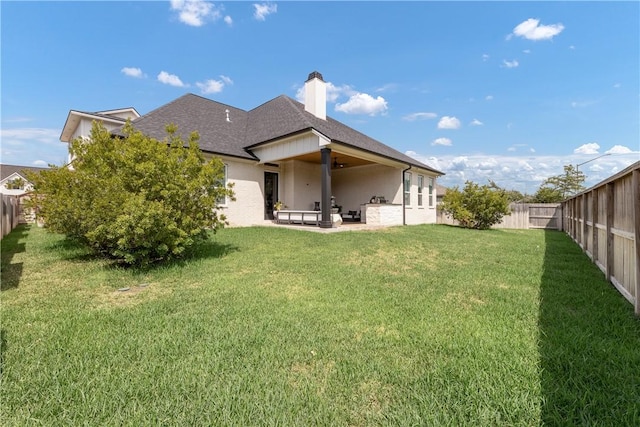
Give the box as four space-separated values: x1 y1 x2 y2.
6 177 26 190
404 172 412 206
417 175 424 207
216 164 228 205
428 177 434 207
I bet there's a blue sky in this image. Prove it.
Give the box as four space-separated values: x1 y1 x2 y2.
2 1 638 193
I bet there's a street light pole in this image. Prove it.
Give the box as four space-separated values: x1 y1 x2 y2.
576 152 612 174
574 153 612 195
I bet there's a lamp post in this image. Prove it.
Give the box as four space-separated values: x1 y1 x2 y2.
576 152 612 174
574 153 611 195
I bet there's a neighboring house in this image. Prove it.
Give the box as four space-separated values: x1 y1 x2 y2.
436 183 448 205
0 164 49 195
60 72 444 228
60 107 141 164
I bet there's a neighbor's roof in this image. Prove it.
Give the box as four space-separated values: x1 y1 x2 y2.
0 164 49 181
126 93 443 174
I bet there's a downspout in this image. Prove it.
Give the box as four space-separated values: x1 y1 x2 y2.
402 165 412 226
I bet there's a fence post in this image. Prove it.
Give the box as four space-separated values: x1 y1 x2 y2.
605 183 614 282
592 189 598 264
633 169 640 316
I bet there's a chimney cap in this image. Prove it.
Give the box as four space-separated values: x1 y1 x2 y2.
306 71 324 82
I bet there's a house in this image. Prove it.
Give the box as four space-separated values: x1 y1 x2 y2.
60 72 444 228
436 183 448 205
0 164 49 195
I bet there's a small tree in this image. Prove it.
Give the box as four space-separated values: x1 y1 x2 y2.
5 177 26 190
531 186 564 203
534 164 585 202
441 181 511 230
28 121 235 265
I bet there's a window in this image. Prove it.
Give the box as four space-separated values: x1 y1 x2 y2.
428 177 434 207
417 175 424 206
404 172 412 206
216 164 228 205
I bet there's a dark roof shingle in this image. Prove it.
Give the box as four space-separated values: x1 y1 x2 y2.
125 93 443 174
1 164 49 181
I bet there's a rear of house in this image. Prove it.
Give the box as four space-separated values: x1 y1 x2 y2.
60 72 444 228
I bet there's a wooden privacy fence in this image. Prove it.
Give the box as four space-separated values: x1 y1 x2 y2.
1 194 21 239
562 161 640 315
437 203 561 230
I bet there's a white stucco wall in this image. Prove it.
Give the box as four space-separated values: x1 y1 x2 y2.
403 172 438 225
332 164 402 213
217 156 277 227
291 161 321 211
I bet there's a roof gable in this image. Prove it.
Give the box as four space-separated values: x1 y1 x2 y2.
120 92 442 174
129 94 255 160
0 164 48 182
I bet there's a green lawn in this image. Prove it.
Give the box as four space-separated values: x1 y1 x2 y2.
1 224 638 426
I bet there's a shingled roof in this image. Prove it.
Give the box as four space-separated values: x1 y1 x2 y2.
127 93 442 174
1 164 49 181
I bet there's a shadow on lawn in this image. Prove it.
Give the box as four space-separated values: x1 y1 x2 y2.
0 225 29 291
539 230 640 424
46 234 238 271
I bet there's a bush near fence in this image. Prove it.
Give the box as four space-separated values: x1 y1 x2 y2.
437 203 561 230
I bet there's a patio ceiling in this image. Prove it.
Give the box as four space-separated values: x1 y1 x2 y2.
289 151 375 169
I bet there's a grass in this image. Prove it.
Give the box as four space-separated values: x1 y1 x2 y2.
1 224 638 425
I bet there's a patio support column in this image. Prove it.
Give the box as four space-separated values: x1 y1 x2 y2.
320 147 332 228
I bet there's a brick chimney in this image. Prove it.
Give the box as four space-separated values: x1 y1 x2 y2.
304 71 326 120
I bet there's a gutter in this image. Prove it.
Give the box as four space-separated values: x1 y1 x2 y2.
402 165 412 225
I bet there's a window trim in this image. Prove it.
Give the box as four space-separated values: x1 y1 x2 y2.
428 177 434 208
217 163 229 206
404 171 412 207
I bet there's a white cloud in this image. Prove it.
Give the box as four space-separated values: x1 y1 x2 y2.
485 95 494 101
327 83 354 102
170 0 222 27
571 99 598 108
335 93 388 116
157 71 187 87
512 18 565 41
33 160 48 167
574 142 600 155
406 151 639 194
470 118 484 126
569 45 576 50
523 49 531 54
121 67 145 78
295 81 354 103
376 83 398 93
507 147 516 152
1 128 59 143
253 3 277 21
432 137 452 146
606 145 634 154
502 59 519 68
437 116 461 130
0 127 67 167
613 83 621 89
482 54 490 61
196 75 232 94
403 112 437 121
224 15 232 25
196 79 224 94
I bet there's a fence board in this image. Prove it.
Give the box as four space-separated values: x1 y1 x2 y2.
562 160 639 315
437 203 561 230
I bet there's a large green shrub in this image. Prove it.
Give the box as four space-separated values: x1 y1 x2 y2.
441 181 511 230
29 122 234 265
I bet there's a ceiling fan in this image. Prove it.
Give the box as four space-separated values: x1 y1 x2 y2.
332 157 347 169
